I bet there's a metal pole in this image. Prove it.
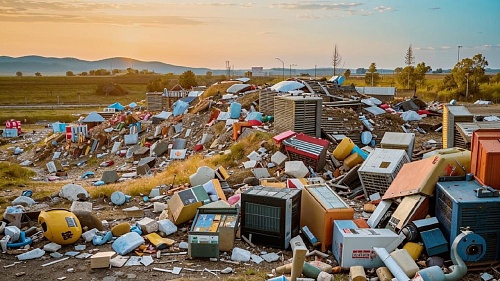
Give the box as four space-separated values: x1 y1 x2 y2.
466 73 469 100
314 65 317 79
275 57 284 81
457 45 462 63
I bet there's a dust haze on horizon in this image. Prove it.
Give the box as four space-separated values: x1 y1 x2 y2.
1 0 499 70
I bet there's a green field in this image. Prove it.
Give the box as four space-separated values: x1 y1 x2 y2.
0 74 157 105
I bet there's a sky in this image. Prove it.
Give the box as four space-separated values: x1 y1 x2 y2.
1 0 499 71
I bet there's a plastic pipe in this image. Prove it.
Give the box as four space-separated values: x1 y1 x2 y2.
443 231 468 281
373 247 410 281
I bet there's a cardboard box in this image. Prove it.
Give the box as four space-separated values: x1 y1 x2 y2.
168 185 210 225
188 201 239 258
333 220 399 268
300 184 354 252
383 148 471 199
91 251 116 269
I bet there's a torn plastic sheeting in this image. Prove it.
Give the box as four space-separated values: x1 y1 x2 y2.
245 111 263 122
401 111 422 121
173 100 189 116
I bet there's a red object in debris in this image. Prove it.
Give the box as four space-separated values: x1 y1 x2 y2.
100 160 114 167
144 142 151 148
247 119 263 126
379 104 390 109
273 130 297 144
418 109 431 115
193 144 204 151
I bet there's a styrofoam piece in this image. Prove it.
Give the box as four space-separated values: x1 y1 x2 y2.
17 248 45 260
367 200 393 228
158 219 177 236
231 247 251 262
112 232 145 255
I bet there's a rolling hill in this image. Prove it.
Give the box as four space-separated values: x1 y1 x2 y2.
0 56 212 76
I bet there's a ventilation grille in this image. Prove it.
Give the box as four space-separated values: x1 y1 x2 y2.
244 202 281 233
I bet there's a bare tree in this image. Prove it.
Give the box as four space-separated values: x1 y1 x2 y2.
404 44 415 89
331 44 342 76
405 44 415 66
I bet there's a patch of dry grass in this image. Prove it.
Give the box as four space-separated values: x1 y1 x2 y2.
201 82 239 99
87 130 273 198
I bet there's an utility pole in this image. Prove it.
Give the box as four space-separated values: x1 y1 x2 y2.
275 57 284 81
314 65 317 80
457 45 463 63
466 73 469 100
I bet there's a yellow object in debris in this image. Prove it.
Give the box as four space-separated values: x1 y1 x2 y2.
38 209 82 245
344 152 364 168
333 137 355 161
145 233 175 250
403 241 424 260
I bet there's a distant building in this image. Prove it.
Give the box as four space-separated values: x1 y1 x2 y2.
251 67 266 77
355 87 396 102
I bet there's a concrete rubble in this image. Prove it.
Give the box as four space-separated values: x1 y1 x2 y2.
1 79 500 280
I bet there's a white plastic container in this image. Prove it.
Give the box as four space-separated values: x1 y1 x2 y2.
389 248 419 278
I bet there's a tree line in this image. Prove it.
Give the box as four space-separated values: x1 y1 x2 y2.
333 44 500 102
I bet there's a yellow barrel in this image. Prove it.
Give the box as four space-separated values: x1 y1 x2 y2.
333 137 355 160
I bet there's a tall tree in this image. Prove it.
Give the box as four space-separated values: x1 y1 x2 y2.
179 70 198 89
405 44 415 66
343 69 351 79
331 44 342 76
404 44 415 89
365 62 380 86
452 53 488 99
414 62 432 88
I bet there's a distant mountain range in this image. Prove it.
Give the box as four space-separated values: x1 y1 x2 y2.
0 56 212 76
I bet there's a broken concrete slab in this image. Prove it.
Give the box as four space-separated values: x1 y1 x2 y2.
271 151 288 166
124 133 139 145
189 166 215 186
136 164 151 176
152 141 169 157
101 170 120 184
284 161 309 178
59 183 90 201
138 156 156 168
252 168 271 179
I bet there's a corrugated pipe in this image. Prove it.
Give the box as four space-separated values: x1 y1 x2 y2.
373 247 410 281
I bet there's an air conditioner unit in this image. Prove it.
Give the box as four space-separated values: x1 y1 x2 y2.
274 95 322 138
436 179 500 262
241 186 301 249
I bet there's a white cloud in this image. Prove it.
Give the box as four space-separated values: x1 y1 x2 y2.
374 6 394 13
270 2 363 11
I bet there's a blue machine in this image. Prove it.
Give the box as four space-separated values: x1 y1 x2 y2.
435 179 500 262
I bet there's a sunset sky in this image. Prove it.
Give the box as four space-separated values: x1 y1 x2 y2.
1 0 499 70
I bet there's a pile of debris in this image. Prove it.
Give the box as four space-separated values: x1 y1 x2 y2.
2 79 500 281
